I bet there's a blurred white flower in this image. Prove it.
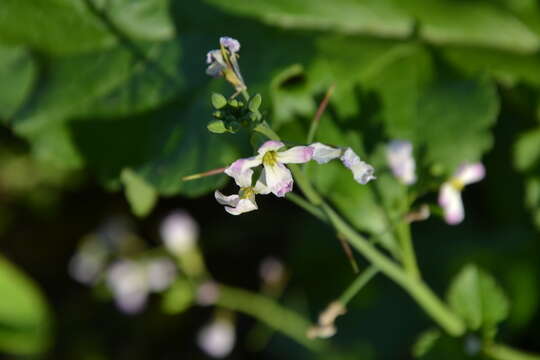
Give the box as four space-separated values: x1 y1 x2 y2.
386 140 416 185
69 238 108 285
196 281 220 306
439 163 485 225
106 257 176 314
309 142 342 164
160 210 199 256
259 257 285 286
197 319 236 358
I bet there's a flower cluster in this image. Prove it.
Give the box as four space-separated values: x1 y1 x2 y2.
70 211 203 314
215 141 375 215
206 37 246 94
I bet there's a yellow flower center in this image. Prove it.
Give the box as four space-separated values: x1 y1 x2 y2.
450 178 465 191
240 187 255 199
262 151 278 166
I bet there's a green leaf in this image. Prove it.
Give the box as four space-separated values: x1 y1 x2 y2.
0 256 51 355
363 45 499 173
447 264 509 338
514 128 540 172
203 0 414 38
121 168 158 217
0 0 115 55
0 45 37 120
399 0 540 53
207 120 228 134
413 328 442 358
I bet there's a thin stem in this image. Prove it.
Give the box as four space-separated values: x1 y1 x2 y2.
306 84 335 144
321 203 465 336
484 344 540 360
289 165 323 205
182 167 226 181
339 266 379 305
396 222 421 279
216 284 328 352
286 192 327 222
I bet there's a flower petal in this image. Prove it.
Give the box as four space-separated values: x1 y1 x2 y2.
309 143 342 164
261 163 293 197
340 148 376 185
257 140 285 155
160 210 199 255
454 163 485 185
386 140 416 185
438 183 464 225
220 36 240 53
225 157 261 187
225 198 258 215
214 191 240 207
277 146 313 164
254 179 271 195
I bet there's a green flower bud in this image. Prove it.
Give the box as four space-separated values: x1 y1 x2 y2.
228 121 241 133
228 99 240 108
207 120 227 134
249 94 262 112
211 93 227 109
212 110 223 119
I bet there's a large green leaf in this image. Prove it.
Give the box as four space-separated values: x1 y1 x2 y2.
447 264 509 338
363 46 499 173
399 0 540 53
203 0 414 38
0 256 51 355
0 45 37 121
0 0 115 55
0 0 175 55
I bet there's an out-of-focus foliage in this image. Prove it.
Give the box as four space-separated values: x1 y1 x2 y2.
0 256 51 354
0 0 540 359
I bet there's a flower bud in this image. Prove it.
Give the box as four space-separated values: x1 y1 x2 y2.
160 210 199 256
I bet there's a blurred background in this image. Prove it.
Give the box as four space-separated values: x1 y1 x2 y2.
1 0 540 359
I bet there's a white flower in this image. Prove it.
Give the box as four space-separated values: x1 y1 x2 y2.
231 140 313 197
160 210 199 256
106 258 176 314
340 148 376 185
220 36 240 52
206 50 227 77
206 36 245 91
309 143 376 185
68 238 108 285
259 257 285 286
197 319 236 358
215 160 270 215
386 140 416 185
438 163 485 225
310 142 342 164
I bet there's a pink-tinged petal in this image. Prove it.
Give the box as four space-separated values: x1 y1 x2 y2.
386 140 416 185
438 183 464 225
340 148 376 185
277 146 314 164
214 191 240 207
261 163 294 197
225 198 258 215
309 143 342 164
257 140 285 155
455 163 485 185
220 36 241 52
225 157 261 187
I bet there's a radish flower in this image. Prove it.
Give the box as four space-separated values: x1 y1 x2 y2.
439 163 485 225
386 140 416 185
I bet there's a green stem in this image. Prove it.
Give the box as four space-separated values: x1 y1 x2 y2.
396 222 421 279
289 165 323 205
339 266 379 305
485 344 540 360
253 121 280 141
216 284 328 352
286 192 327 222
321 203 465 337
